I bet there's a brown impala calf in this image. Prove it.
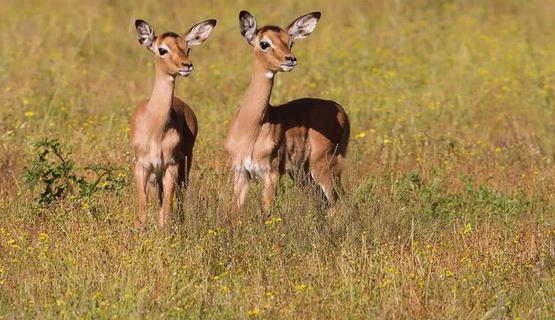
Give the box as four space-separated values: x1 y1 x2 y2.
225 11 350 223
131 19 216 228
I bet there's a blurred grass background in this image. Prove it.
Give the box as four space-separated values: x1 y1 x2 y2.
0 0 554 318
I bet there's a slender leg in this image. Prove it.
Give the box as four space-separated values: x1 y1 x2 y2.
134 162 150 229
147 175 162 207
230 170 250 225
317 171 338 204
175 157 188 220
262 170 279 214
159 164 178 228
313 166 344 218
309 147 342 205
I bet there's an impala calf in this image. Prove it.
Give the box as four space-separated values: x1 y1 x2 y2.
131 18 216 229
225 11 350 223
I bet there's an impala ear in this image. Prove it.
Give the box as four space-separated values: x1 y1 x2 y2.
185 19 217 46
239 10 257 46
135 19 156 51
287 12 321 40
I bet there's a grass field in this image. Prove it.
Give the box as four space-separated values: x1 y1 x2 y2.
1 0 554 318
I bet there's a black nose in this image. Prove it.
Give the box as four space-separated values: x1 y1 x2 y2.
285 56 297 62
182 62 193 69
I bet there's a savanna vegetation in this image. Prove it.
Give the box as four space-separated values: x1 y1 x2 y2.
0 0 554 318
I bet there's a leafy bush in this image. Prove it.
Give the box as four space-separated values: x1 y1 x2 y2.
22 138 127 210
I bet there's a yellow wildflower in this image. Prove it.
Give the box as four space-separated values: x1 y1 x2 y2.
247 308 261 317
24 111 35 118
295 284 307 291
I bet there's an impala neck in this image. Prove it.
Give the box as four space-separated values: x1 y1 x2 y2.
147 66 176 137
232 60 275 141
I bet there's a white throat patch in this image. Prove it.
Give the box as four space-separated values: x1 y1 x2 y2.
265 71 275 79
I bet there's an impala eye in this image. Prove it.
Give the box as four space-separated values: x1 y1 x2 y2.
259 41 270 50
290 41 294 49
186 48 191 55
158 47 168 56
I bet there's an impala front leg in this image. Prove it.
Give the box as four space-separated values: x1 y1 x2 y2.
134 162 150 230
159 164 178 228
231 170 250 225
262 169 279 214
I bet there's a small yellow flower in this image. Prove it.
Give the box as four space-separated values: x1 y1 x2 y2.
495 147 502 153
382 279 392 287
355 131 366 140
295 284 306 291
7 239 20 249
24 111 35 118
247 308 261 317
22 99 30 106
463 223 472 236
38 233 48 242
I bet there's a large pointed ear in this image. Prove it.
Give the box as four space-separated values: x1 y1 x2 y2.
287 12 321 40
239 10 257 46
185 19 217 46
135 19 156 50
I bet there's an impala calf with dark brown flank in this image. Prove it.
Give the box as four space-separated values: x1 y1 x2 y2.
225 11 350 224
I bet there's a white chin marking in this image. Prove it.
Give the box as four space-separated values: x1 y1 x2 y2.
280 65 294 72
265 71 275 79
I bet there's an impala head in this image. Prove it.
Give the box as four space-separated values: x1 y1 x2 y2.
135 19 217 77
239 11 321 75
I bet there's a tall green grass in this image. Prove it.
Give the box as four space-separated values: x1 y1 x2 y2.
0 0 554 318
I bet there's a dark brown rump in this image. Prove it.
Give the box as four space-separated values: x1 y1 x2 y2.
278 98 349 155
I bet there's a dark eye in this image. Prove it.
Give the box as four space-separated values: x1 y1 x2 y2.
259 41 270 50
290 42 294 49
158 47 168 56
186 48 191 55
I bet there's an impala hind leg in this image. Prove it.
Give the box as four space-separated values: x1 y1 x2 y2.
310 152 343 215
134 163 151 229
159 165 178 228
312 169 338 206
230 170 250 225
